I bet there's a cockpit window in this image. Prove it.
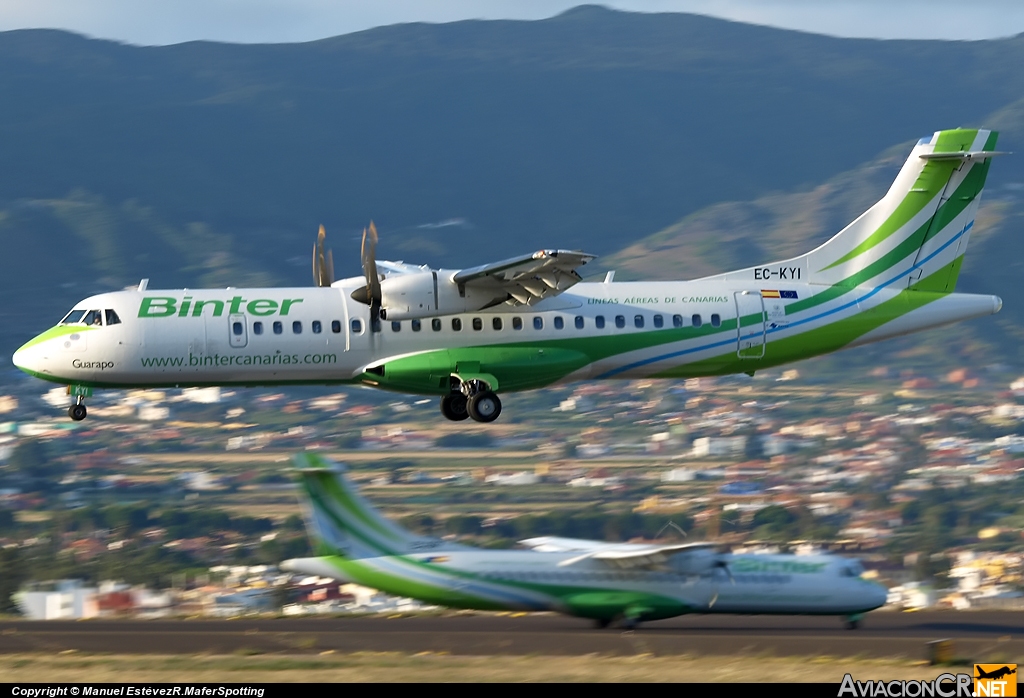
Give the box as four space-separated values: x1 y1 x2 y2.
841 561 865 577
105 309 121 326
82 310 103 326
60 309 87 325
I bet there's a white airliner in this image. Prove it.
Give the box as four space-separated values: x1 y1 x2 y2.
281 453 888 629
13 128 1004 422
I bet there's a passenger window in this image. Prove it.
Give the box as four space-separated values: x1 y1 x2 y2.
575 316 584 329
105 310 121 326
232 321 243 336
350 319 363 334
253 322 263 335
273 321 283 335
595 315 605 329
533 317 543 330
673 314 683 328
472 317 482 331
452 318 462 331
60 309 87 325
711 313 721 327
293 321 302 334
83 310 103 326
391 321 401 332
615 315 625 329
692 314 702 328
412 319 422 332
331 320 341 334
554 317 564 330
634 315 644 328
312 320 322 334
512 317 523 330
492 317 502 331
432 318 442 332
653 315 663 328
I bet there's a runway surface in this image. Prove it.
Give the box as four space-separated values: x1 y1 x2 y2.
2 611 1023 659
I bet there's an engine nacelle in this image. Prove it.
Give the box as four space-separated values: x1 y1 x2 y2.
378 271 508 321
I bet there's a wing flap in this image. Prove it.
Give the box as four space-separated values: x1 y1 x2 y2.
452 249 596 306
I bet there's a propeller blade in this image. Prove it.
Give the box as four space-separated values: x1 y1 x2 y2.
312 224 334 287
360 221 382 325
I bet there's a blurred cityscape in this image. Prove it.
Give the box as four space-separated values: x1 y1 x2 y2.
4 360 1024 619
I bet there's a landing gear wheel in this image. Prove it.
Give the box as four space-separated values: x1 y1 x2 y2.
843 618 861 630
467 391 501 423
440 393 470 421
594 618 612 630
68 404 87 421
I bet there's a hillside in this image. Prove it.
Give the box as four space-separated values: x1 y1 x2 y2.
2 6 1024 364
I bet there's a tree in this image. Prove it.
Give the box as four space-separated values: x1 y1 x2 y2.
751 505 796 539
0 546 27 614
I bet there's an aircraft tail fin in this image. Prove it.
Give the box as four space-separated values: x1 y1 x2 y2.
291 452 452 558
704 129 1002 294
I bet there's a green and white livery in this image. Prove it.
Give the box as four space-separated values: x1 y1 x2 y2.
13 129 1004 423
282 453 887 628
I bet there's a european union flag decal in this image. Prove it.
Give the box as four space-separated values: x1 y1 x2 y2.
780 290 799 299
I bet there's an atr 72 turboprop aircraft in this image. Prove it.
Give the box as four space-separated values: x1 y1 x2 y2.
281 453 888 628
13 128 1004 423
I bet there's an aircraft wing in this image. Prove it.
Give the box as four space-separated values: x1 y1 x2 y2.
556 542 720 570
518 536 645 553
451 249 597 306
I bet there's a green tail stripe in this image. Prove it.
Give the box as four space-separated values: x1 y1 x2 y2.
786 154 993 316
823 160 959 271
822 129 983 271
318 470 407 546
297 452 409 546
304 476 402 556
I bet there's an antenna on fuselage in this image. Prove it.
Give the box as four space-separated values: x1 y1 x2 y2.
137 279 149 292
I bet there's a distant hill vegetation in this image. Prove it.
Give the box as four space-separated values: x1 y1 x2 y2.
1 6 1023 366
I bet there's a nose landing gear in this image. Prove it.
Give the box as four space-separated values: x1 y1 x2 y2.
68 396 88 421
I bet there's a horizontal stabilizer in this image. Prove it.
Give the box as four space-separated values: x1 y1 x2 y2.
919 150 1008 161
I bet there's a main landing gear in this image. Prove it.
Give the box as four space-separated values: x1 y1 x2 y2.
593 615 640 630
68 396 87 422
440 380 502 423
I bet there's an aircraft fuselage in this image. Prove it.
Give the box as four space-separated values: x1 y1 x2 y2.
12 278 1000 396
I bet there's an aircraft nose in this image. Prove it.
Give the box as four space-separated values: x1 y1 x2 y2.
12 344 31 372
12 337 44 375
867 582 888 610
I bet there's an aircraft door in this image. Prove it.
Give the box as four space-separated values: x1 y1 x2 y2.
228 314 248 348
734 291 765 359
